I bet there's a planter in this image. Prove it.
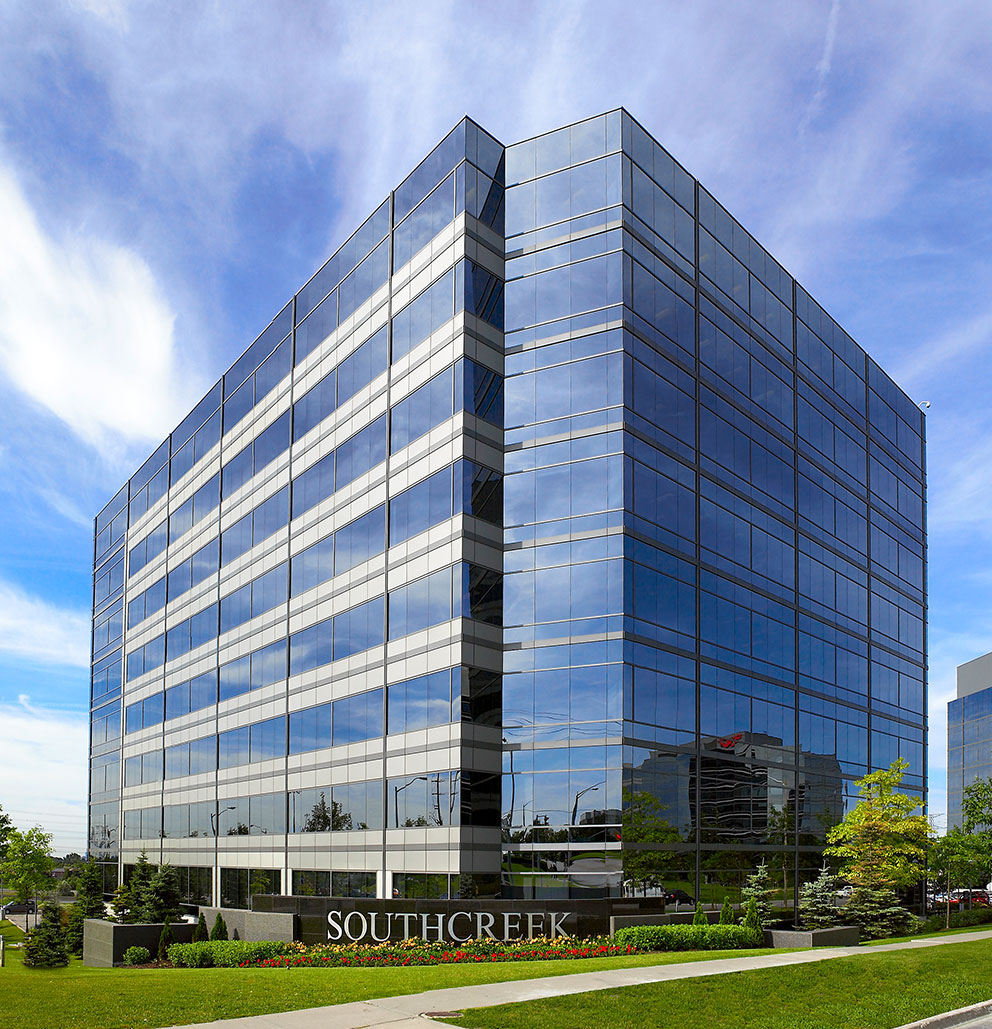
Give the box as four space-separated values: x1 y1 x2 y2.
764 925 859 948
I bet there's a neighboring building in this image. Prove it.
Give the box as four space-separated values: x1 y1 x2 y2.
89 110 927 908
947 652 992 831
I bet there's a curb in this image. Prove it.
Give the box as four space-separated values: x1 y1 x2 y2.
894 998 992 1029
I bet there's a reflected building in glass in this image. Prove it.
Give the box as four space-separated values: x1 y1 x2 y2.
947 652 992 832
89 110 926 909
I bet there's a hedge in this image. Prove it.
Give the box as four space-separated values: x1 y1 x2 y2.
123 946 150 966
921 908 992 934
167 940 285 968
613 923 762 951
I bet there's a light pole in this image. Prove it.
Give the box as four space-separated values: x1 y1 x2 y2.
211 805 236 908
571 781 605 826
393 777 428 827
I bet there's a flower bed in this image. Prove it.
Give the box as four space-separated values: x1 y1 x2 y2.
237 936 635 968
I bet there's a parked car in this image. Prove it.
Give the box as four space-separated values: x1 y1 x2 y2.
835 885 854 899
1 899 37 916
665 889 695 907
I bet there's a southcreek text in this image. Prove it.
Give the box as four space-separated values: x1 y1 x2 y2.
326 909 572 942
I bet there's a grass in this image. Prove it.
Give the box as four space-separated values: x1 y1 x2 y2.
863 921 992 946
447 937 992 1029
0 918 26 942
0 943 784 1029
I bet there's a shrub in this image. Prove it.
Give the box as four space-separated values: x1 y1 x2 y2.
123 945 151 966
65 860 106 955
158 921 175 961
921 908 992 933
193 912 209 942
741 896 763 940
719 897 734 925
692 903 708 926
210 913 228 941
23 901 69 968
167 940 285 968
613 923 760 952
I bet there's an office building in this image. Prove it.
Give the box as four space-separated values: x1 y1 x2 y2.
89 110 927 907
947 653 992 831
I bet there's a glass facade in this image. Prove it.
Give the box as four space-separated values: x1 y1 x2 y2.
90 110 926 911
947 655 992 832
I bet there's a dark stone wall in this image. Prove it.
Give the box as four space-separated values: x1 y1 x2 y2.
82 919 195 967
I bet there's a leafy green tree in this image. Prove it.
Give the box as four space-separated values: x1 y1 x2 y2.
719 897 734 924
0 826 54 902
824 759 931 891
193 911 209 942
930 830 990 929
146 864 182 924
65 859 106 954
621 790 682 896
0 803 13 902
23 900 68 967
961 777 992 835
741 861 774 926
798 865 839 930
210 912 228 940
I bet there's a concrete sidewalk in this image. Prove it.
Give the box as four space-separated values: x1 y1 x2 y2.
169 928 992 1029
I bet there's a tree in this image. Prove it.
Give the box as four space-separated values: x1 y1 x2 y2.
146 865 182 924
23 900 68 968
210 912 228 940
719 897 734 924
621 790 682 896
741 897 763 942
824 759 931 891
65 860 107 955
961 777 992 835
158 921 175 961
741 861 774 926
126 851 156 922
692 902 708 925
0 826 54 903
798 865 839 930
193 911 209 942
930 830 990 929
0 803 13 902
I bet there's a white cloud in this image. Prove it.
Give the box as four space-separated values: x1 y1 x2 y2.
0 579 89 668
0 696 88 855
0 160 198 450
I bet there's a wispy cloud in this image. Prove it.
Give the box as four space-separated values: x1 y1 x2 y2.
0 579 89 668
0 159 198 451
0 695 88 854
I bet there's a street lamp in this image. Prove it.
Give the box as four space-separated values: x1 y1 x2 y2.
211 806 236 837
571 781 605 826
393 777 428 827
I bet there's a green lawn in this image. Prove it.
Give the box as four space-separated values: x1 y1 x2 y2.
863 921 992 946
448 937 992 1029
0 943 783 1029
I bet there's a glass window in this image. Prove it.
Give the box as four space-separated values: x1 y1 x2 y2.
333 689 383 745
289 702 332 755
388 566 456 639
388 668 456 734
390 465 453 545
391 268 454 361
250 716 286 762
390 366 454 453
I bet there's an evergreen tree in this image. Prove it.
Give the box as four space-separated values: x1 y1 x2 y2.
65 859 106 954
127 851 156 922
741 896 763 944
146 865 182 924
23 900 69 968
692 902 708 925
741 861 775 926
844 887 917 940
158 921 175 961
798 865 840 930
110 881 133 924
193 911 209 942
719 897 734 925
210 912 228 940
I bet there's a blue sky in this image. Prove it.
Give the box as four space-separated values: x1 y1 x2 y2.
1 0 989 853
